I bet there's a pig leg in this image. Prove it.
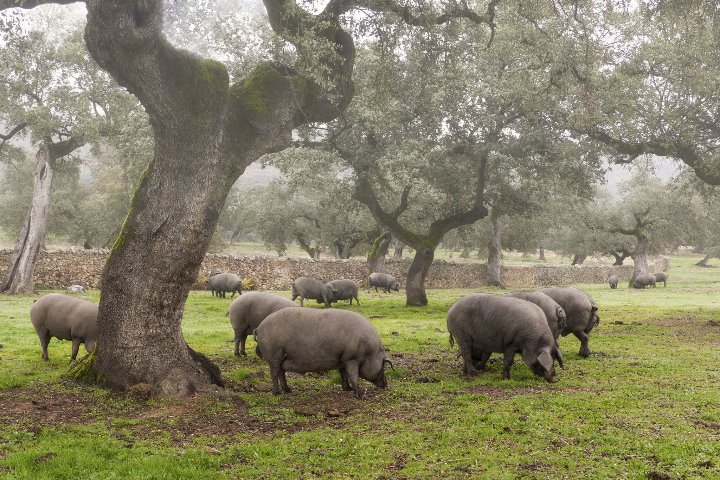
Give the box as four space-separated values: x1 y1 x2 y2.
71 338 81 361
574 331 591 357
344 360 363 398
269 363 282 395
278 368 292 393
476 351 492 370
239 333 248 356
458 341 479 376
353 295 360 305
502 349 517 380
339 368 352 391
85 339 96 354
38 329 50 361
233 331 240 356
299 297 305 307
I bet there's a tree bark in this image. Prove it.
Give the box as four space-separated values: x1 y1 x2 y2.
405 246 434 306
1 144 54 294
486 208 503 287
571 253 587 265
696 254 711 267
393 239 404 259
538 246 545 261
628 235 649 286
367 232 391 273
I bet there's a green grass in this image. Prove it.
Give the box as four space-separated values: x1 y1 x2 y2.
0 254 719 478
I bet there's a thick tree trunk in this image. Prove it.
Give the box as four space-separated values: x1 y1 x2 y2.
96 128 234 396
1 145 54 294
696 254 711 267
487 209 503 287
367 232 391 273
81 0 355 397
405 245 434 306
538 246 545 261
571 253 587 265
460 246 470 258
628 236 649 286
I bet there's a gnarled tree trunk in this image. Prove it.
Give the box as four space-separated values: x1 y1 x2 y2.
367 232 391 273
393 239 404 259
486 208 503 287
538 246 545 261
628 235 649 287
405 245 434 306
571 253 587 265
696 254 712 267
82 0 355 396
1 144 54 294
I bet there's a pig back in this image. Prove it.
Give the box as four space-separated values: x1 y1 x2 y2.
30 293 98 340
256 308 382 372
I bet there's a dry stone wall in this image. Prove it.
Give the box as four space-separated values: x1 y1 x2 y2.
0 249 667 291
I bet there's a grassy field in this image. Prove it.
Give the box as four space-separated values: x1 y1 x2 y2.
0 255 719 479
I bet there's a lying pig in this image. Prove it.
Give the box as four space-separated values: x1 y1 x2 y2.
30 293 98 361
540 287 599 358
255 308 391 398
446 293 564 382
228 292 297 356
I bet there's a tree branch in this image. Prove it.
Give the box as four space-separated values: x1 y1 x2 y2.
48 135 85 159
0 122 27 153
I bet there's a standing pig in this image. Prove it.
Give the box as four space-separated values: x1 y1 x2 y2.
368 273 400 293
30 293 98 361
540 287 599 358
255 308 392 398
504 291 566 342
653 272 668 287
447 294 564 382
322 279 360 306
608 275 619 289
291 276 327 306
208 273 243 298
228 292 297 356
633 274 657 289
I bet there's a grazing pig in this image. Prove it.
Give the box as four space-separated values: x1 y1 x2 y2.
255 308 392 398
608 275 619 289
228 292 297 356
447 294 564 382
209 268 223 277
322 279 360 306
66 284 86 294
208 273 242 298
540 287 599 358
633 274 657 289
368 273 400 293
504 291 566 342
291 276 327 307
653 272 668 287
30 293 98 361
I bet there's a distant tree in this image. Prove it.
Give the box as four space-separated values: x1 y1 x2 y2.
0 28 131 292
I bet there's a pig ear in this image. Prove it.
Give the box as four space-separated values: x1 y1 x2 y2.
537 351 553 373
553 346 565 369
383 359 394 370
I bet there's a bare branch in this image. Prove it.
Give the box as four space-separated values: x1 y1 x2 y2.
0 122 28 153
